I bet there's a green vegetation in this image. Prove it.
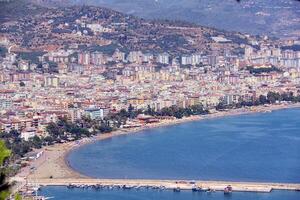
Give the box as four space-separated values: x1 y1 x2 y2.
14 193 22 200
19 81 25 87
0 140 11 166
1 131 40 159
216 91 300 111
46 118 92 143
0 46 7 57
155 104 209 119
123 104 209 119
16 51 45 64
48 61 59 73
157 34 188 51
80 43 128 55
281 45 300 51
0 112 125 159
0 140 11 200
246 66 281 74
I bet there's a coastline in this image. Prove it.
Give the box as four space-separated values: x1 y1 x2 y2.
18 103 300 181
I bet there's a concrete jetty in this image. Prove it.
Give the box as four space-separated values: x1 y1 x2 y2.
28 178 300 193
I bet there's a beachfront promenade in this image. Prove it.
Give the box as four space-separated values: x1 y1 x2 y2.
28 178 300 193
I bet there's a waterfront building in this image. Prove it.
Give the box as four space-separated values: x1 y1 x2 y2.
84 107 105 120
21 127 37 141
69 108 83 122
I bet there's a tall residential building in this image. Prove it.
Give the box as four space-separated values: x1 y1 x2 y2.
181 55 192 65
45 76 60 87
157 53 170 64
127 51 143 63
91 52 106 65
245 45 254 59
78 52 90 65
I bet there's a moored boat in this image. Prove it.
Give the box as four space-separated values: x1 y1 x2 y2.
173 187 181 192
224 185 233 194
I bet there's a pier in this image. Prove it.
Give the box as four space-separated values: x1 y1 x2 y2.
28 178 300 193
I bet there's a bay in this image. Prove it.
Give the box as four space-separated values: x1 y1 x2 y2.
67 108 300 183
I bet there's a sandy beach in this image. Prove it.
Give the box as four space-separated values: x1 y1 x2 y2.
15 103 300 181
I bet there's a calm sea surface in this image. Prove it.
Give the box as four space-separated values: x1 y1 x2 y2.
43 108 300 199
67 108 300 183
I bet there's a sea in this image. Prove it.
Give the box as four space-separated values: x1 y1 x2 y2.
41 108 300 199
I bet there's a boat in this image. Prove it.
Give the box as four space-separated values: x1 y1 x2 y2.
200 187 209 192
224 185 233 194
192 187 202 192
122 185 132 190
33 196 51 200
159 186 166 190
206 188 213 193
67 184 75 189
173 187 181 192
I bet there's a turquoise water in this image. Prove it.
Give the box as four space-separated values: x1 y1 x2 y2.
40 186 300 200
67 108 300 183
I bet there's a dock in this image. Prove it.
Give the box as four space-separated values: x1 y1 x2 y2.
28 178 300 193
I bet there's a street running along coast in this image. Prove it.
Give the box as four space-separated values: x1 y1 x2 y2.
11 103 300 193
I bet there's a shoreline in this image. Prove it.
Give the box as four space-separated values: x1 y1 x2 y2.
17 103 300 182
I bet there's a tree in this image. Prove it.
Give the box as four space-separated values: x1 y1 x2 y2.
19 81 25 87
128 104 135 118
9 130 19 138
0 140 11 200
267 91 281 104
29 136 43 149
281 92 293 102
258 95 268 105
14 193 22 200
145 105 155 116
190 104 206 115
216 102 226 110
46 122 62 137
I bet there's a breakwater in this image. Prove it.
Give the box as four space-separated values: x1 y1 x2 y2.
29 178 300 193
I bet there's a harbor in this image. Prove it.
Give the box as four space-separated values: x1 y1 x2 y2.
27 178 300 193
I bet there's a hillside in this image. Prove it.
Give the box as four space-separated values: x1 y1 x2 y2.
0 0 262 55
43 0 300 38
